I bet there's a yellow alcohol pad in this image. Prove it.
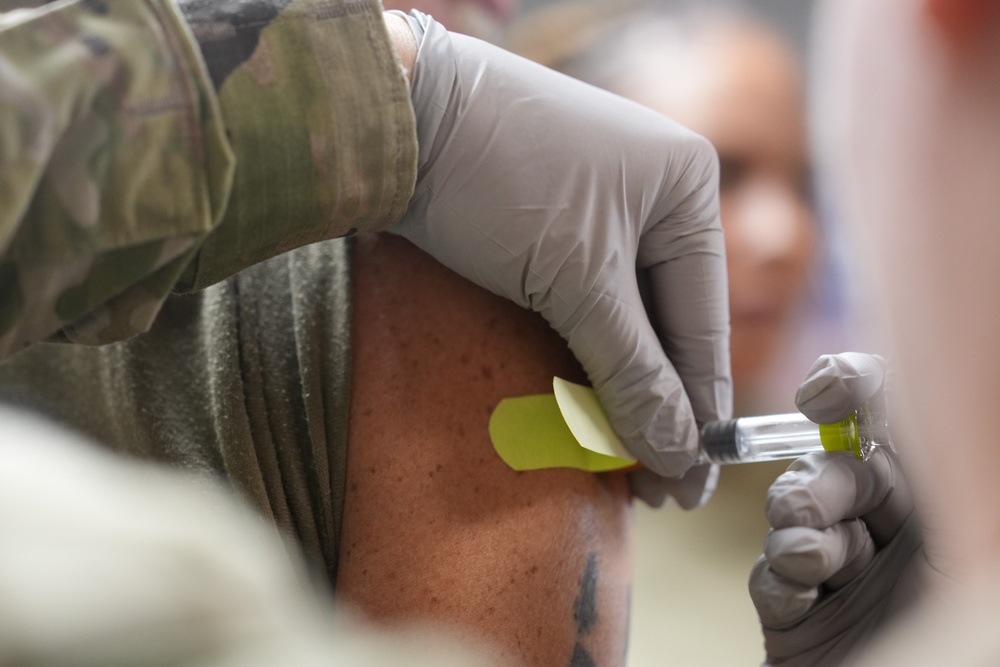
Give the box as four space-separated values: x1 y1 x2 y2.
488 377 637 472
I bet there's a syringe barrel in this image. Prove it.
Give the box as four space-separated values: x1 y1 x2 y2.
700 413 825 464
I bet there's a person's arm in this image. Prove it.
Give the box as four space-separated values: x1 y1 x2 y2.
0 0 417 358
341 233 634 667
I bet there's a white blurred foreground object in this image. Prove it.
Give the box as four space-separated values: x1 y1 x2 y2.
0 406 497 667
746 0 1000 659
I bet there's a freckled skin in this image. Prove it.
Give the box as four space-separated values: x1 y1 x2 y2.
339 234 634 667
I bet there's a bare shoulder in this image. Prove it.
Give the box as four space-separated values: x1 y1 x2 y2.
340 233 634 667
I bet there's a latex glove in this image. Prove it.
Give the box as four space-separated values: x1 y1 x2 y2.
749 353 927 665
391 11 732 507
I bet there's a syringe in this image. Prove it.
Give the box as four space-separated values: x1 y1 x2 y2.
699 407 891 465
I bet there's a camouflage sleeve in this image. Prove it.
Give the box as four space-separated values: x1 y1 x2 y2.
0 0 417 359
174 0 418 290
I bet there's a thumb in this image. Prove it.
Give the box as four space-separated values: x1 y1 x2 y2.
795 352 887 423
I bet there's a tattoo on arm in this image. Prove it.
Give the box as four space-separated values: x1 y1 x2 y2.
568 553 599 667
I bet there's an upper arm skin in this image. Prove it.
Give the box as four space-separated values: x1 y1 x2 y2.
339 233 635 667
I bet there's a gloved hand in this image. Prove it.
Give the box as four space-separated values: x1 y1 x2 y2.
749 352 927 665
391 11 732 507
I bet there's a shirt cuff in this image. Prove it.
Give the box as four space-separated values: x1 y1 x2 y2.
176 0 418 290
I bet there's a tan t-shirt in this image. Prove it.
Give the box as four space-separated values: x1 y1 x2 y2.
0 239 353 587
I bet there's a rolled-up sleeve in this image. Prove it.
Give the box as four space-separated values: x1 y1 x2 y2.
0 0 417 358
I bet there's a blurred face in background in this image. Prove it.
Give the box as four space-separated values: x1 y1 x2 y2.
605 19 817 392
382 0 518 39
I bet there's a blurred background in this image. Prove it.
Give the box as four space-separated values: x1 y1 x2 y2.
515 0 816 54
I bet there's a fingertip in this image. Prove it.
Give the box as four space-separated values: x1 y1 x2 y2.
628 469 670 508
765 459 830 529
795 352 887 422
657 463 719 509
795 366 855 422
764 527 833 587
748 559 820 628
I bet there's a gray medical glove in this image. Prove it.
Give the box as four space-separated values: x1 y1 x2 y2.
749 353 927 665
391 11 732 507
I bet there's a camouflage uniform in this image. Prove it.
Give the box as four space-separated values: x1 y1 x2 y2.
0 0 417 359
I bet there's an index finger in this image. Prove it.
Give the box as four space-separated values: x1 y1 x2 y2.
638 138 732 428
766 448 909 546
